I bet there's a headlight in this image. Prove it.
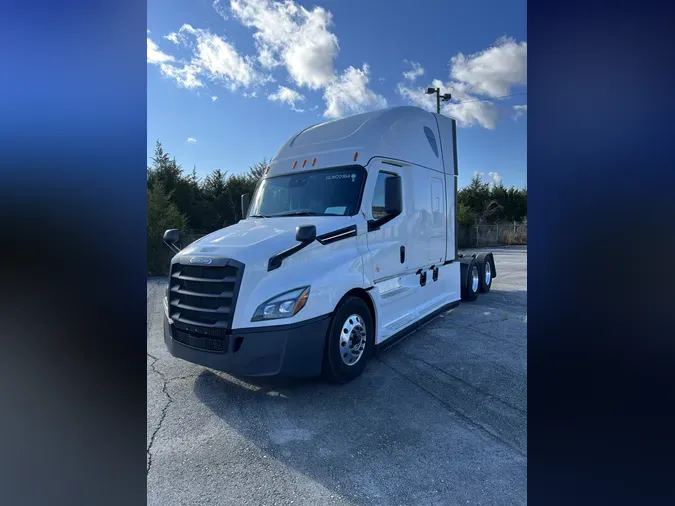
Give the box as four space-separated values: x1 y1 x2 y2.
251 286 310 322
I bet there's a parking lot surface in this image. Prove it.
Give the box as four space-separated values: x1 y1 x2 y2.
148 247 527 505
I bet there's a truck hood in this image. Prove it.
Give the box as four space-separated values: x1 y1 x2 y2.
177 216 357 266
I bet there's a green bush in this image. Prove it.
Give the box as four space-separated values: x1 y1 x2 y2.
457 202 476 226
146 142 266 273
458 174 527 224
147 182 188 276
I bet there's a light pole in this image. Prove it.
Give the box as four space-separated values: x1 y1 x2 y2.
425 87 452 114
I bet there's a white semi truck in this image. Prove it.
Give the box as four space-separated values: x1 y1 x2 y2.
162 106 496 383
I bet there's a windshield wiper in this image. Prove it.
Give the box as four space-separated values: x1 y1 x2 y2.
249 213 269 218
271 211 321 217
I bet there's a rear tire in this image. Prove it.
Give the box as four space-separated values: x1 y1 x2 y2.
479 258 493 293
461 263 480 301
323 297 374 384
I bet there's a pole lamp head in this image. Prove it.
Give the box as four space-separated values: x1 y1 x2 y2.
441 93 452 101
425 88 436 95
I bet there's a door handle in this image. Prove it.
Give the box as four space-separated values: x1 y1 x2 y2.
400 245 405 264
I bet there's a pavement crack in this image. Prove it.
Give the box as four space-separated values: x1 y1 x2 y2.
167 374 199 382
147 353 173 475
416 328 527 377
448 321 527 349
399 352 527 415
377 358 526 458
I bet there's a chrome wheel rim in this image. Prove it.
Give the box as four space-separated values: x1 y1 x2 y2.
484 261 492 285
471 266 479 292
339 314 367 366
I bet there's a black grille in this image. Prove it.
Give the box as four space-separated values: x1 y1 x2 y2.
173 320 230 338
173 328 228 352
168 260 244 332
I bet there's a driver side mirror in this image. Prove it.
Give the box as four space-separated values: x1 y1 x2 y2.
163 229 181 254
163 229 180 243
296 225 316 243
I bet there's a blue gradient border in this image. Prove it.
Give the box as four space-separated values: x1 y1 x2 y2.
1 1 147 505
529 1 675 503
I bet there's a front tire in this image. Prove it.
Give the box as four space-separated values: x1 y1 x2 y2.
323 297 374 384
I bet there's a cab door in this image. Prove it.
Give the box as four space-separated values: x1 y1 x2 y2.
364 170 406 282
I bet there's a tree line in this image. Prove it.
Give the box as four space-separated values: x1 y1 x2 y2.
147 142 265 274
147 141 527 274
457 174 527 226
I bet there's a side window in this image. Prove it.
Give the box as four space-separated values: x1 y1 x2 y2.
371 171 401 219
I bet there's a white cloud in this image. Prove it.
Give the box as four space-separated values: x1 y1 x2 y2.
147 37 174 64
473 171 485 179
396 82 433 108
402 60 424 82
257 46 279 68
228 0 339 90
450 37 527 97
445 96 499 129
148 37 204 88
513 104 527 119
147 26 266 93
187 137 197 143
489 171 503 185
216 1 384 117
213 0 230 20
178 24 262 90
158 62 204 88
396 37 526 130
243 91 258 99
397 80 498 129
323 65 387 119
211 96 218 101
396 80 499 129
165 32 180 44
151 2 387 116
268 85 306 112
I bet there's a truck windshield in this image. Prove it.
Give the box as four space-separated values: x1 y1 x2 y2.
249 167 366 217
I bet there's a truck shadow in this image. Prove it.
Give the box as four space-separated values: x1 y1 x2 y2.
193 367 426 504
192 322 527 504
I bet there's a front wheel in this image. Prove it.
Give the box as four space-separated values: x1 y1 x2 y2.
323 297 374 384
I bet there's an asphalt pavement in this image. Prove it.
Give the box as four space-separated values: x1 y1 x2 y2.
147 247 527 505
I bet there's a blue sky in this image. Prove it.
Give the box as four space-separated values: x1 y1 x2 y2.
148 0 527 188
